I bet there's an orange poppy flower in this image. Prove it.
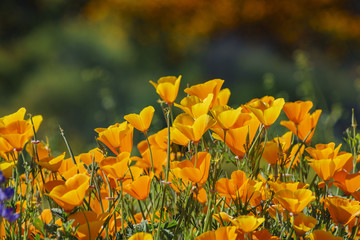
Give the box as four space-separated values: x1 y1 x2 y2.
123 175 152 200
333 170 360 195
212 113 259 158
262 131 292 166
0 161 16 178
210 105 243 130
293 213 317 236
149 75 181 105
306 142 341 160
184 79 224 108
124 106 155 133
282 101 313 125
215 170 248 200
268 181 308 192
172 152 211 185
245 96 285 127
274 189 315 215
324 196 360 225
78 148 105 165
128 232 153 240
308 229 344 240
133 148 167 176
95 121 133 155
253 229 280 240
230 215 265 233
195 226 238 240
37 152 65 172
47 174 90 211
175 94 213 119
99 152 132 181
26 141 51 161
173 113 216 142
280 109 321 143
68 211 107 240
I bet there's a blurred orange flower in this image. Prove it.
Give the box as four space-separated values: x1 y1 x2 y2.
124 106 155 133
215 170 248 200
149 75 181 105
308 229 344 240
68 211 107 240
333 170 360 195
173 113 216 142
37 152 65 172
245 96 285 127
229 215 265 233
262 131 292 166
282 100 313 125
47 174 90 212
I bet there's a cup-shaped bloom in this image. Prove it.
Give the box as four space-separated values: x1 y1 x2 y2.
282 101 313 125
306 142 341 160
0 108 42 152
245 96 285 127
26 141 51 161
68 211 107 240
173 113 216 142
253 229 280 240
195 226 238 240
274 189 315 215
184 79 224 108
37 152 65 172
128 232 153 240
230 215 265 233
268 181 308 192
212 113 259 159
172 152 211 185
281 109 321 143
99 152 132 181
333 170 360 195
123 175 152 200
308 230 344 240
78 148 105 165
324 196 360 225
149 75 181 104
175 94 213 119
95 121 133 155
210 105 243 130
262 131 292 166
0 161 16 179
293 213 317 236
170 127 190 146
47 174 90 211
124 106 155 133
214 88 231 106
215 170 248 200
134 148 167 176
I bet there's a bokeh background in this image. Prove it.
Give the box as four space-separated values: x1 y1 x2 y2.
2 0 360 153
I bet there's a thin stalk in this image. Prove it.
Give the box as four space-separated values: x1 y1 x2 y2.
59 126 77 167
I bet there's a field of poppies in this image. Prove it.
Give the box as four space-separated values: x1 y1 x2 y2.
0 76 359 239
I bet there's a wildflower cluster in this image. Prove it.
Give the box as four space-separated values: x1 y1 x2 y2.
0 76 359 239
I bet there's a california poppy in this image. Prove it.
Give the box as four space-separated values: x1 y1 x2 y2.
173 113 216 142
175 94 213 119
245 96 285 127
324 196 360 225
293 213 317 236
195 226 238 240
184 79 224 108
274 189 315 215
47 174 90 211
123 175 152 200
124 106 155 133
282 101 313 125
149 75 181 105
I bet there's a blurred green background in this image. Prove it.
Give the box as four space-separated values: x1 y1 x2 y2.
2 0 360 153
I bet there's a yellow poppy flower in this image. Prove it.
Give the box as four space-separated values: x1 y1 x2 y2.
262 131 292 166
149 75 181 104
175 94 213 119
128 232 153 240
230 215 265 233
308 229 344 240
246 96 285 127
293 213 317 236
124 106 155 133
210 105 243 130
195 226 238 240
173 113 216 142
37 152 65 172
274 189 315 215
